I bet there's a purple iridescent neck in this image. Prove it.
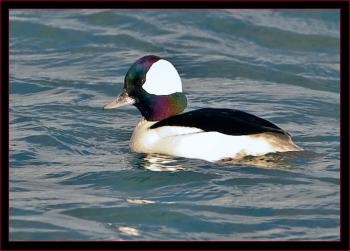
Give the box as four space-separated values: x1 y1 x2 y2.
135 92 187 121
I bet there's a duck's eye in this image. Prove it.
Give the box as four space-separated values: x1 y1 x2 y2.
136 78 144 86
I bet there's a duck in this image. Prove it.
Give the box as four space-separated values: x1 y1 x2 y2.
104 55 303 162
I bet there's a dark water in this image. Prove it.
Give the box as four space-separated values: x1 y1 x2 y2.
9 10 340 240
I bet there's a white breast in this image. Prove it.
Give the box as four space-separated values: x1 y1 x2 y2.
129 118 300 162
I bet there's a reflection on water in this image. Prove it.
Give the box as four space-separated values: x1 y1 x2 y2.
126 198 156 204
117 226 140 237
142 151 318 170
143 154 186 172
219 153 293 169
221 151 320 169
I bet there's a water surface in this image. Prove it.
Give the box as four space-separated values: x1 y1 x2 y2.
9 9 340 240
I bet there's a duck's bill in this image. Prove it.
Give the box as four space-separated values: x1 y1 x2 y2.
103 89 135 109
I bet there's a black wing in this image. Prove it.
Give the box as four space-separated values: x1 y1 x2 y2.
150 108 288 136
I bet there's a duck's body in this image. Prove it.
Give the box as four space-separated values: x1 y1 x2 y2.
104 55 302 162
129 109 301 162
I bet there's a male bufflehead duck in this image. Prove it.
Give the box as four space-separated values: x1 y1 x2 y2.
104 55 302 162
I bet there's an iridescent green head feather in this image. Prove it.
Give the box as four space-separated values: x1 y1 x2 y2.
104 55 187 121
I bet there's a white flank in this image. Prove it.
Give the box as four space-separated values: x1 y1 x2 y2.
142 59 182 95
129 118 301 162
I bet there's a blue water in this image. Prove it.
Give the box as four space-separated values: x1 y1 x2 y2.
9 10 340 240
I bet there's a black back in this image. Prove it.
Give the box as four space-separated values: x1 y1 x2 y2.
150 108 288 136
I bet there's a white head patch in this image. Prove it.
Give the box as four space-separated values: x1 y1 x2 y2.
142 59 182 95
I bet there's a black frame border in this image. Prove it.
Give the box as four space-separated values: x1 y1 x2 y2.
1 1 349 250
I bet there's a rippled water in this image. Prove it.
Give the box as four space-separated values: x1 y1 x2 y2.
9 10 340 240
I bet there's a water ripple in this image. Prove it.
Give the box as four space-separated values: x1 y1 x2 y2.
9 9 340 241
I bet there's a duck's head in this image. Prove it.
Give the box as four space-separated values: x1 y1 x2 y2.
104 55 187 121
